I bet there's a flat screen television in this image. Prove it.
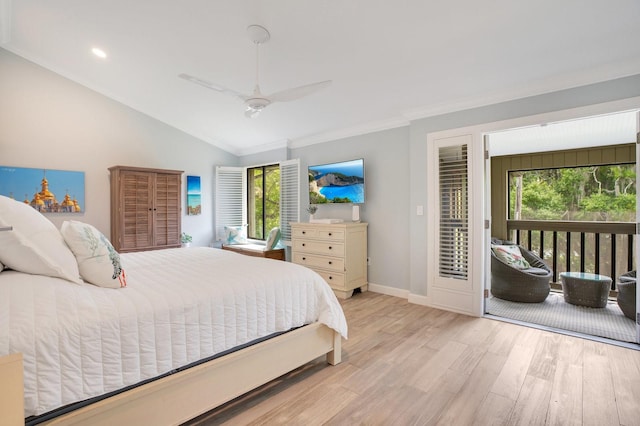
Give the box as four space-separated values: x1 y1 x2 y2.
308 158 365 204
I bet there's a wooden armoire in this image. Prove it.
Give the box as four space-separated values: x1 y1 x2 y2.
109 165 183 252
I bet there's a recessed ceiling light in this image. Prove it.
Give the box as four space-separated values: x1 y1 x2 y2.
91 47 107 59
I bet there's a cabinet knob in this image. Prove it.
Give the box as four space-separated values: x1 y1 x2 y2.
328 261 332 265
302 231 306 234
328 232 332 236
329 276 333 280
302 257 306 260
328 246 332 250
302 243 305 246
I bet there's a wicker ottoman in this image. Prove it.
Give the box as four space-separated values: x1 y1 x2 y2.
560 272 612 308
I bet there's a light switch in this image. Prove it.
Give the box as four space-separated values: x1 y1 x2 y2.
417 205 424 216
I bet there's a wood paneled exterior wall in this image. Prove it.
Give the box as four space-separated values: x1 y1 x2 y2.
491 143 636 240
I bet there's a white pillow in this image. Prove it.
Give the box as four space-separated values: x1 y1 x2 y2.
491 244 531 269
0 195 81 283
224 225 248 245
264 227 281 250
61 220 127 289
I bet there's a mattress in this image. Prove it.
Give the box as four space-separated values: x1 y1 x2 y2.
0 247 348 418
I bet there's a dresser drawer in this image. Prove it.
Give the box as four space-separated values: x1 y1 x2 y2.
316 270 345 289
292 240 345 256
292 253 344 272
292 227 318 238
292 226 345 241
317 229 344 241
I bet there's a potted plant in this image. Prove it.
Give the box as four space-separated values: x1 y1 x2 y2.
181 232 192 247
306 205 318 221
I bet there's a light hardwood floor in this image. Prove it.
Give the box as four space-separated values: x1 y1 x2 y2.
185 292 640 426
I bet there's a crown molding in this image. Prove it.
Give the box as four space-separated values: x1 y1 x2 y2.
236 138 289 157
403 64 640 121
289 116 409 149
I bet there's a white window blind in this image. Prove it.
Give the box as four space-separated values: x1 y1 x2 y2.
215 166 245 241
279 159 300 244
438 145 469 279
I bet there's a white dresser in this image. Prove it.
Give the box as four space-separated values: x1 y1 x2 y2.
291 222 368 299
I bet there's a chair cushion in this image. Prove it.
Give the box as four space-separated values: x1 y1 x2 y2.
522 267 549 276
491 244 530 269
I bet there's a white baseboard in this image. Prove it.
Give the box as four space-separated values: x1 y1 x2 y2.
367 282 409 299
408 293 430 306
367 283 432 307
368 284 474 317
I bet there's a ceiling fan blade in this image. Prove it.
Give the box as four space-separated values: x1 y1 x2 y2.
178 73 248 101
268 80 332 103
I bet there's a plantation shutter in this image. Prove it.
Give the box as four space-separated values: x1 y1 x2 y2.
279 159 300 245
438 144 469 279
215 166 245 241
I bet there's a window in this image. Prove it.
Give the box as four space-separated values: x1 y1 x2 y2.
215 159 299 245
247 164 280 240
508 164 636 222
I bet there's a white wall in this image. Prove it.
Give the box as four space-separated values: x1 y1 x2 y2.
0 48 238 246
290 127 411 293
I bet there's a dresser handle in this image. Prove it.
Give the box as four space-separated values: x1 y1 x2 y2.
328 246 332 250
328 232 332 236
302 257 306 261
302 243 306 246
328 261 332 265
302 231 306 234
329 276 333 280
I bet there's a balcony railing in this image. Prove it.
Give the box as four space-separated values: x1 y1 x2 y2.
506 220 635 288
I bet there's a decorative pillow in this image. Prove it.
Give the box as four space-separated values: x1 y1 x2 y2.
264 227 281 250
224 225 248 245
492 244 530 270
61 220 127 289
0 195 81 283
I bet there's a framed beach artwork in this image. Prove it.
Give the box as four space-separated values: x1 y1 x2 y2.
0 166 85 213
186 175 201 215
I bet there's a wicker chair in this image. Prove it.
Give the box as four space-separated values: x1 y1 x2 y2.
490 243 552 303
617 271 636 321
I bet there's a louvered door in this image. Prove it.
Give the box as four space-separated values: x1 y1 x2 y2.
110 166 183 252
121 171 153 250
428 134 476 314
154 172 181 247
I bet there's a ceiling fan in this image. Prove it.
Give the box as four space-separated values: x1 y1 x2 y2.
179 25 331 118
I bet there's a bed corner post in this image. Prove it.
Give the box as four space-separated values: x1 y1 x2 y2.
326 330 342 365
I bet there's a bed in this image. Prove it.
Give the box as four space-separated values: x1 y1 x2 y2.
0 195 347 425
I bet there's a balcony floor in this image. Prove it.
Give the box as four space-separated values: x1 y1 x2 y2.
486 291 636 343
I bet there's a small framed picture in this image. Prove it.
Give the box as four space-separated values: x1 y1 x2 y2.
186 175 201 215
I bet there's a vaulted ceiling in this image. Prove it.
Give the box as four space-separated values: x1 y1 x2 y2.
2 1 640 155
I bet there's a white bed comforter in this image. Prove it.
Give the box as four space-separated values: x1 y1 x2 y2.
0 247 347 418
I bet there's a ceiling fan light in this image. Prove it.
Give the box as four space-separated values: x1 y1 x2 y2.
91 47 107 59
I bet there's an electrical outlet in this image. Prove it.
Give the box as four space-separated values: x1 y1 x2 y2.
367 257 371 266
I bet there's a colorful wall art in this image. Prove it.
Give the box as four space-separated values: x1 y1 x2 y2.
0 166 85 213
186 175 201 215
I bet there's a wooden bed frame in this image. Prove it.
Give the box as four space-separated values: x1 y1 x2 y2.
16 323 340 425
